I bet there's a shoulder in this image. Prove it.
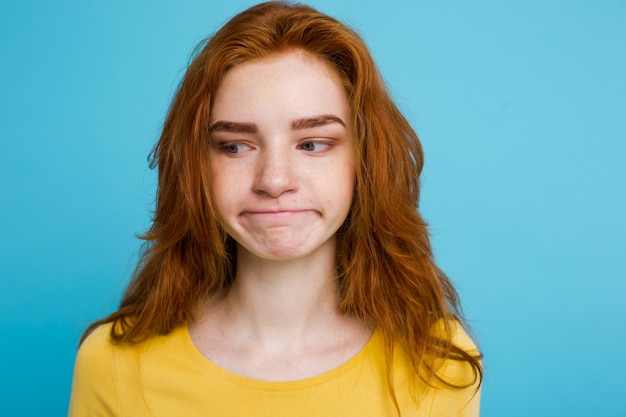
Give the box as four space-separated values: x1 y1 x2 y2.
69 322 191 416
69 323 121 416
73 323 119 378
443 319 480 358
427 320 482 416
429 318 480 361
77 322 116 357
373 320 481 416
431 319 478 347
430 319 481 386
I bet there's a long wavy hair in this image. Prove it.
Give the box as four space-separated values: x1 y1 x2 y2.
83 0 481 401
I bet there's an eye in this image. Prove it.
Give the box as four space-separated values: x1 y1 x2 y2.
298 141 332 153
218 142 252 155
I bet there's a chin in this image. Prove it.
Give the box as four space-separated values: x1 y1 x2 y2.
240 236 336 263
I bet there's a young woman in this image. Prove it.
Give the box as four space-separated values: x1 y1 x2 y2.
69 2 482 416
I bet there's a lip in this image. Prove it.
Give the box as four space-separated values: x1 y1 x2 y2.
243 210 314 216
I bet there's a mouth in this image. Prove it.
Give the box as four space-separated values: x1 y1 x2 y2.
244 210 314 216
240 208 321 220
237 210 320 229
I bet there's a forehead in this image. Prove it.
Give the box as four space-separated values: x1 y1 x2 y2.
210 50 350 125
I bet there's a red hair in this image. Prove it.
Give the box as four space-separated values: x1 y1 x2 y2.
83 0 481 403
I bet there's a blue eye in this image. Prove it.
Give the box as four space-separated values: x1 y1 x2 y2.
299 141 331 152
220 142 250 154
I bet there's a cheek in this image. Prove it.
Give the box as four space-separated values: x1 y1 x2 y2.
209 164 233 220
342 157 357 194
333 165 356 214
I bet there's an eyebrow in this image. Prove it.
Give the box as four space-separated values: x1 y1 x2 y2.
209 121 257 134
291 114 346 130
209 114 346 134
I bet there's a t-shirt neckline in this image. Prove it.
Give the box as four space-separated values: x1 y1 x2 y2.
180 325 380 392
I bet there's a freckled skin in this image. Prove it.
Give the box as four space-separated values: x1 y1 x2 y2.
209 51 355 261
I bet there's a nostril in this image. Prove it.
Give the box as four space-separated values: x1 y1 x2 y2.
253 159 297 197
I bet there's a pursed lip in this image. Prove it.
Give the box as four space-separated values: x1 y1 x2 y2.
242 209 314 216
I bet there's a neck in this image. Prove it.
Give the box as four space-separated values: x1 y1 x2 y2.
189 239 374 379
216 240 344 346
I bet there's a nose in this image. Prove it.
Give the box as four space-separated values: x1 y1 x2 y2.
253 148 297 197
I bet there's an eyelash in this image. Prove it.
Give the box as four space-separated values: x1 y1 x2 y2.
219 142 252 154
297 141 332 152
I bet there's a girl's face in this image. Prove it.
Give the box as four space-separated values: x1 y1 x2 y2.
209 50 355 262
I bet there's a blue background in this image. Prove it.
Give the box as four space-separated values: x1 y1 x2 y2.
1 1 624 415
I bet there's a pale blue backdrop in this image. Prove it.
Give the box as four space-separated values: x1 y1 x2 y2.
1 1 624 416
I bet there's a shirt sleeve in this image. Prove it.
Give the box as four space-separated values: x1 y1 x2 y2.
68 324 121 417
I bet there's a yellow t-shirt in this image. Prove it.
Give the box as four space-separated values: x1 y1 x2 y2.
69 322 480 416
